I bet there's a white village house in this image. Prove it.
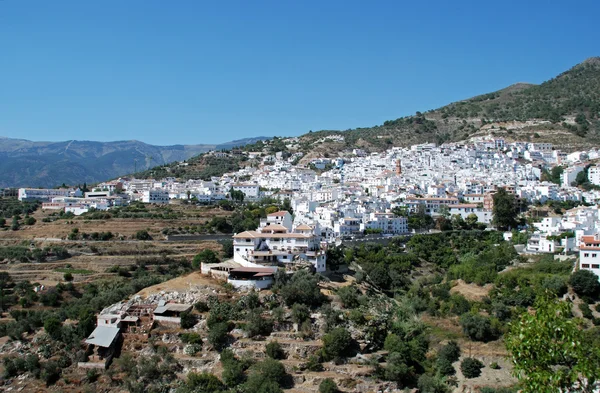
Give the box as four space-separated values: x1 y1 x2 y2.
233 211 327 273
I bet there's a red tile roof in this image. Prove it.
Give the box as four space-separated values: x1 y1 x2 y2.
268 211 289 217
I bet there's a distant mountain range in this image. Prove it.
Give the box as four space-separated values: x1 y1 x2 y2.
0 136 269 188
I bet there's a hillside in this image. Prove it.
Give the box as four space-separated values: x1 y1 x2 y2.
0 137 269 188
0 204 593 393
296 57 600 157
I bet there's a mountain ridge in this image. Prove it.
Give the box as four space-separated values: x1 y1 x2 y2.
0 136 270 188
293 57 600 157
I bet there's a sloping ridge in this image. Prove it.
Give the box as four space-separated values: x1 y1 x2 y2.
297 56 600 152
0 137 266 188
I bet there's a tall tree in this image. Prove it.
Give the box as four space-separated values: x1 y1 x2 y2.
506 296 600 393
492 188 518 230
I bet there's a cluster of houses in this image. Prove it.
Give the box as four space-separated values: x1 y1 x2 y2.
523 205 600 279
200 210 327 289
16 136 600 282
18 137 600 229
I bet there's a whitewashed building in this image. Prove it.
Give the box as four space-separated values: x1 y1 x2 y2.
233 211 326 273
142 190 170 204
18 188 82 202
361 212 409 234
232 183 260 199
580 234 600 280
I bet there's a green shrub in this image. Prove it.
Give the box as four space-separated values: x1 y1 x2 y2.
436 341 460 376
570 270 600 298
265 341 285 360
438 341 461 362
417 374 451 393
243 358 287 392
291 303 310 324
322 328 354 361
321 304 342 332
220 349 246 387
304 355 324 371
182 372 225 392
280 270 325 307
135 230 152 240
459 313 501 342
180 311 197 329
448 257 497 285
192 249 219 268
348 309 366 325
86 368 100 382
319 378 339 393
185 343 202 356
3 357 26 378
490 361 500 369
240 292 261 310
540 275 568 297
207 300 236 327
194 301 209 312
443 293 471 316
181 332 202 345
580 302 594 319
384 350 414 385
460 357 484 378
271 306 285 323
40 360 61 386
491 301 512 321
208 322 230 350
43 317 62 340
337 285 360 308
244 310 273 338
436 356 455 376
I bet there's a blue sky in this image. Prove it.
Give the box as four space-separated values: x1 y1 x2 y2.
0 0 598 146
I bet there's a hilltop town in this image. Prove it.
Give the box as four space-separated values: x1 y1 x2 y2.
17 133 600 246
2 134 600 392
3 1 600 391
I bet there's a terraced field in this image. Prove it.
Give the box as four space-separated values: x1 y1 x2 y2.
0 204 229 286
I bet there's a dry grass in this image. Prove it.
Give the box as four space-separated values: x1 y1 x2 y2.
136 271 222 297
450 279 493 302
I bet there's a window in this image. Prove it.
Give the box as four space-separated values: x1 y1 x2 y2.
594 254 598 258
593 264 600 269
585 253 590 257
236 248 240 252
583 264 590 268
